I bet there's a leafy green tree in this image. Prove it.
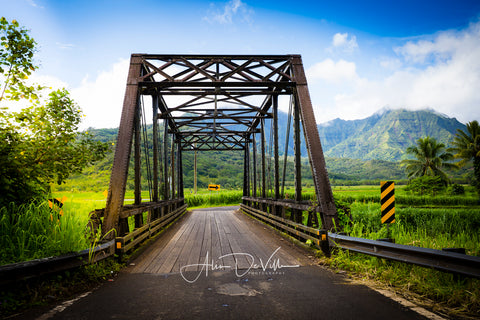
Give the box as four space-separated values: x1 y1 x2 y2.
405 175 446 195
0 17 42 102
402 136 457 184
0 89 109 206
449 120 480 194
0 18 109 206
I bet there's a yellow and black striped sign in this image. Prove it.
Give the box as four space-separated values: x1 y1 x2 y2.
380 181 395 224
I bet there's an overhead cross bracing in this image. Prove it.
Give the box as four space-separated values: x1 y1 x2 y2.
102 54 339 241
138 54 294 151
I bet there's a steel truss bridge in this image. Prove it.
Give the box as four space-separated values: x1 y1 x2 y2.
99 54 339 240
2 55 478 287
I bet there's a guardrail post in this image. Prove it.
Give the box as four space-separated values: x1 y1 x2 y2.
319 229 330 257
115 237 125 261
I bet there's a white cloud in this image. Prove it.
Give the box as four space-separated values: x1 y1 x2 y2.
379 58 402 70
27 0 44 8
310 21 480 124
70 59 129 129
203 0 253 25
1 73 68 112
56 42 75 50
307 59 359 84
331 32 358 53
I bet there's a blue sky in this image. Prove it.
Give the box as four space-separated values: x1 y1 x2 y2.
2 0 480 128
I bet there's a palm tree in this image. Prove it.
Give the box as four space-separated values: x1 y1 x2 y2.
402 136 457 183
449 120 480 193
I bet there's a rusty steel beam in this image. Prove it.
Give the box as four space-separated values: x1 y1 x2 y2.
103 55 142 239
293 96 302 223
152 96 159 204
291 55 338 231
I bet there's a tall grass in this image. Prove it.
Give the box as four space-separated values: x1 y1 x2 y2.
299 188 480 207
184 190 243 208
341 202 480 256
0 201 92 265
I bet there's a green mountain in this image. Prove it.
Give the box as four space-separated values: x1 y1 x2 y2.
54 108 471 192
317 109 466 161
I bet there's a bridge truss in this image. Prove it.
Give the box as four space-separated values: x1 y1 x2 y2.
101 54 339 239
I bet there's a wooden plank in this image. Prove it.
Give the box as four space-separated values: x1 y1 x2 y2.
209 211 227 270
218 210 252 270
182 212 207 272
198 211 213 268
235 209 302 267
142 213 195 273
130 211 189 273
228 212 272 266
159 213 200 274
214 210 237 269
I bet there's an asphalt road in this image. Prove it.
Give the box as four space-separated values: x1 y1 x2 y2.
31 265 426 320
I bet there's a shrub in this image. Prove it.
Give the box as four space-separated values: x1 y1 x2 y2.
449 183 465 195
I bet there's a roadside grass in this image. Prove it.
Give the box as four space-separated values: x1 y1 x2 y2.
0 201 92 265
320 201 480 318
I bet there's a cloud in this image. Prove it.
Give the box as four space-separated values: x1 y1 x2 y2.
331 32 358 53
310 21 480 124
203 0 253 25
379 57 403 70
307 59 359 84
70 59 129 129
56 42 75 50
27 0 44 8
1 73 68 112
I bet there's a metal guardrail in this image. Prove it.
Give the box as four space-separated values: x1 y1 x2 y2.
0 240 115 286
240 203 480 279
328 233 480 279
240 204 330 256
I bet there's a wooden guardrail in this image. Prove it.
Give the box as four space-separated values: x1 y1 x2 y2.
115 204 187 256
239 203 330 255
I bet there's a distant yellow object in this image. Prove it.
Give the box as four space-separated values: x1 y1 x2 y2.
208 184 220 191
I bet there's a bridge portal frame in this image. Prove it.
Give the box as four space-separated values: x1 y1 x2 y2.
102 54 339 239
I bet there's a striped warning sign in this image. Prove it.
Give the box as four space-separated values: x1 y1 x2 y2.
380 181 395 224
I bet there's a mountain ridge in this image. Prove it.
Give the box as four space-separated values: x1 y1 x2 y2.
88 108 467 163
317 108 466 161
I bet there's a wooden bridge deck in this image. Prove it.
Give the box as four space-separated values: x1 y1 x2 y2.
131 206 309 274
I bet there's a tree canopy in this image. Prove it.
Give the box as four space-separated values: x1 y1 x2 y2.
0 17 42 102
0 18 109 206
450 120 480 193
402 136 457 184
